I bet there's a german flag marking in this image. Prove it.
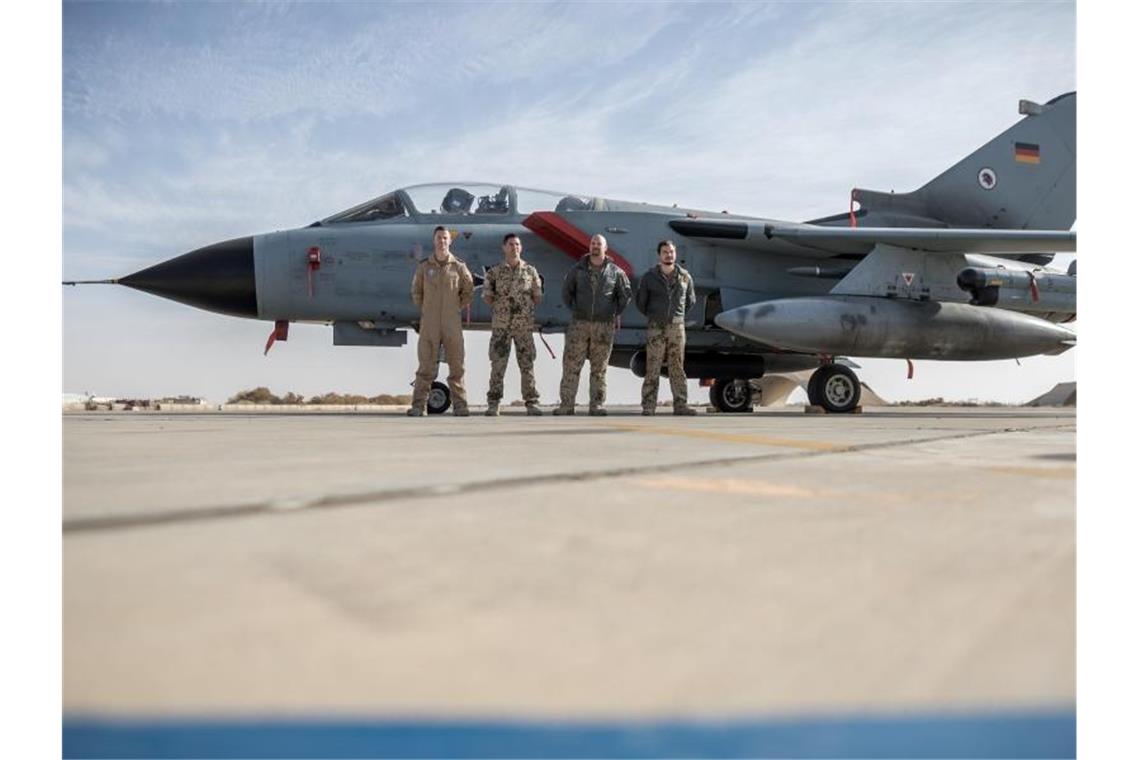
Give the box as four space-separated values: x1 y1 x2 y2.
1014 142 1041 164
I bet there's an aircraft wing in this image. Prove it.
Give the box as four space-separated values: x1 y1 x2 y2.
767 224 1076 254
668 219 1076 255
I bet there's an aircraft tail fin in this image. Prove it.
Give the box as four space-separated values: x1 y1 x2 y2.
846 92 1075 232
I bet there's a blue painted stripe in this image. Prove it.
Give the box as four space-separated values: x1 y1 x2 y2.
63 709 1075 759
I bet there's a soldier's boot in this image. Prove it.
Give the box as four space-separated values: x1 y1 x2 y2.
453 404 470 417
485 403 499 417
525 403 543 416
406 406 425 417
552 405 575 416
588 406 607 416
673 404 697 416
642 407 655 416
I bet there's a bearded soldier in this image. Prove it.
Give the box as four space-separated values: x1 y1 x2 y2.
408 226 475 416
554 234 631 416
483 233 543 416
635 239 697 415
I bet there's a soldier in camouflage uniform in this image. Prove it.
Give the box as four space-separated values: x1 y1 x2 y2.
555 234 632 416
408 226 475 416
483 233 543 416
635 240 697 415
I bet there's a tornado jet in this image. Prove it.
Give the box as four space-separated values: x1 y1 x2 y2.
66 92 1076 414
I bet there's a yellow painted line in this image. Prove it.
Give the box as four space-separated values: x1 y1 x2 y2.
632 476 825 498
604 422 844 452
983 465 1075 480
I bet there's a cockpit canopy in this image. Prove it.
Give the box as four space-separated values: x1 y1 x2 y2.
321 183 603 224
323 191 410 223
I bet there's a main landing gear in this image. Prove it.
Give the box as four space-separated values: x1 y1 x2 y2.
709 378 754 414
708 364 862 414
806 364 861 413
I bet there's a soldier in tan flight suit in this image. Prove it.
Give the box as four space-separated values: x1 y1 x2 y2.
408 226 475 416
483 233 544 416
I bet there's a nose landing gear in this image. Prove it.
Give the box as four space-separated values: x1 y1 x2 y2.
426 381 452 415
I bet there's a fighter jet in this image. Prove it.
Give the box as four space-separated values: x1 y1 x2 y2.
66 92 1076 414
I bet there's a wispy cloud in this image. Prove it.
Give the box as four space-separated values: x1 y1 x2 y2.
64 3 679 123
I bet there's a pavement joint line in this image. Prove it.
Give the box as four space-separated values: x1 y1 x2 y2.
63 423 1072 535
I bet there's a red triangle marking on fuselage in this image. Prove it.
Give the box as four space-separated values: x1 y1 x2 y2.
522 212 635 278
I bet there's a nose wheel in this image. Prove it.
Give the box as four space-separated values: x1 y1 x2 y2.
427 381 451 415
807 364 861 413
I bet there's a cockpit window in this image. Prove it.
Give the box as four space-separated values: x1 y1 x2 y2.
325 192 408 223
555 195 594 212
324 183 608 223
475 186 511 214
515 186 599 214
441 187 475 214
403 183 512 215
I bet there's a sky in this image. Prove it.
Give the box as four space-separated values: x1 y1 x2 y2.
61 1 1076 404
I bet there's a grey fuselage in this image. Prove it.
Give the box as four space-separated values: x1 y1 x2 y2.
255 197 843 358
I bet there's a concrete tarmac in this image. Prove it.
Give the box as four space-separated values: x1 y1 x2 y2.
63 406 1074 719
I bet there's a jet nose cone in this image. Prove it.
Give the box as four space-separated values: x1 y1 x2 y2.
119 236 257 318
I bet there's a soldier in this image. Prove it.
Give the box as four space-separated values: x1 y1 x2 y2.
408 226 475 416
635 239 697 415
483 232 543 416
554 234 631 416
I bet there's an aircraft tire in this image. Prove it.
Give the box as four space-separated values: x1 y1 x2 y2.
710 378 753 414
807 369 824 407
427 381 451 415
811 365 861 413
